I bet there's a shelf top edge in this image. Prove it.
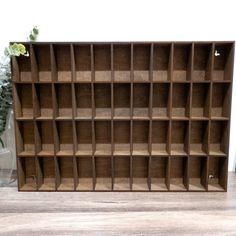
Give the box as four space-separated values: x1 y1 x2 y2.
9 41 235 45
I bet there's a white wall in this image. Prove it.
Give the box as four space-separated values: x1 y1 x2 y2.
0 0 236 170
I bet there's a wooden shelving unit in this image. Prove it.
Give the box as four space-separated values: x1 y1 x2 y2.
12 42 234 192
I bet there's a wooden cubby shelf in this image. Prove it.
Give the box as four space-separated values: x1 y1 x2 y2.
13 42 234 192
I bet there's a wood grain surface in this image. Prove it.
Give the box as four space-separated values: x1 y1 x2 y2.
0 172 236 235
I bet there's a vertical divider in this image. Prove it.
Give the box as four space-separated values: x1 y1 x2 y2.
71 44 77 191
30 44 38 82
111 44 114 190
130 43 134 191
50 44 57 82
11 56 20 82
148 43 154 191
91 44 96 191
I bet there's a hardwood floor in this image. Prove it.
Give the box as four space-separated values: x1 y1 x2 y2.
0 173 236 235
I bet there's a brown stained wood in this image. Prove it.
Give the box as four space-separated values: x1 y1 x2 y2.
12 42 234 192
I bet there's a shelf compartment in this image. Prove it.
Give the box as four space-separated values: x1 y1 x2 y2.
94 45 111 82
76 156 93 191
35 84 53 119
133 44 150 82
133 83 150 119
74 44 92 82
191 83 210 118
95 84 111 119
95 156 112 191
75 84 92 119
209 121 229 156
193 44 212 81
95 121 111 155
37 156 55 191
114 44 131 82
150 156 168 191
170 156 188 191
54 44 72 82
33 44 52 82
133 121 149 155
211 83 231 119
208 156 227 191
152 83 170 118
173 44 191 81
189 156 207 191
114 156 130 191
114 84 130 119
16 121 35 156
114 121 130 155
15 45 31 82
213 43 234 81
57 156 74 191
172 83 190 118
171 121 188 155
14 84 33 119
55 121 73 156
76 121 92 156
132 156 149 191
190 121 208 155
153 44 171 81
36 121 54 156
18 157 37 191
152 121 169 155
55 84 72 119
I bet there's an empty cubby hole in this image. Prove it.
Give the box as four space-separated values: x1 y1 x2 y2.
55 84 72 118
55 121 73 155
210 121 229 156
189 156 207 191
75 83 92 119
76 121 92 156
211 83 231 118
95 121 111 155
35 84 53 119
15 44 31 82
76 156 93 191
171 121 188 155
74 44 92 82
153 44 171 81
114 121 130 155
150 156 168 191
33 44 51 82
173 44 191 81
16 121 35 156
36 121 54 156
191 83 210 118
213 43 234 81
94 44 111 82
132 156 149 191
190 121 208 155
114 84 130 119
172 83 190 118
208 156 227 191
152 121 169 155
53 44 72 81
14 84 33 119
152 83 170 118
18 157 37 191
193 44 212 81
114 156 130 191
37 156 55 191
95 156 112 191
133 83 150 118
170 156 188 191
57 156 74 191
133 44 151 82
95 84 111 119
114 44 131 82
133 121 149 155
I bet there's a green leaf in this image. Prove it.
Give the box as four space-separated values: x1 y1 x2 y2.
32 26 39 35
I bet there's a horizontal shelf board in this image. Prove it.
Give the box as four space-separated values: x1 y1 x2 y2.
170 179 187 191
151 178 168 191
76 178 93 191
189 179 206 191
57 183 74 191
16 117 34 121
95 178 112 191
37 151 54 156
113 178 130 191
18 151 35 156
132 178 149 191
56 150 74 156
38 183 55 191
19 183 36 191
